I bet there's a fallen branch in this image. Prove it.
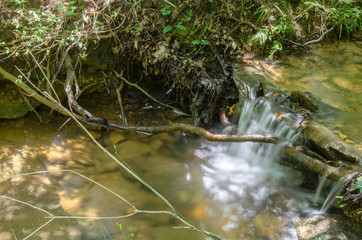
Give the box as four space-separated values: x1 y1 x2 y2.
0 65 281 144
108 122 280 143
279 147 355 181
0 66 70 117
283 27 334 48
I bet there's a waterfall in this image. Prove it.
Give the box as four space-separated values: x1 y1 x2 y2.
195 97 306 238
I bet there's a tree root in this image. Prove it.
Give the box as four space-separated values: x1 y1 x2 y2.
112 69 188 114
0 65 280 144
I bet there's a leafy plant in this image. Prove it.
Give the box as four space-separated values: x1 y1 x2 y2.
160 7 171 16
315 235 326 240
163 25 172 34
354 180 362 193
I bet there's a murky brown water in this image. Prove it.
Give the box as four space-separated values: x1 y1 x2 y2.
243 40 362 145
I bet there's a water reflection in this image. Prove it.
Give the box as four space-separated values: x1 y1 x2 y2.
243 40 362 145
0 100 311 239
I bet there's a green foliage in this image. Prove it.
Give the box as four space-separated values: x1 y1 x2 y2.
249 0 361 56
116 223 137 240
354 180 362 193
1 0 99 57
270 40 283 54
315 235 326 240
174 24 187 30
336 195 348 208
163 25 172 34
160 7 210 47
251 3 296 57
160 7 171 16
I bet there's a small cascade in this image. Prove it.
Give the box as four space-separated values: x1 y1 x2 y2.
195 96 307 238
312 176 327 204
311 174 352 213
320 175 352 213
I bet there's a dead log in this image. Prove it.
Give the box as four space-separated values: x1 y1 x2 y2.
279 147 356 181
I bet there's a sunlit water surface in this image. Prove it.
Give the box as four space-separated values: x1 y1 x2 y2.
0 102 311 240
244 40 361 145
1 41 361 239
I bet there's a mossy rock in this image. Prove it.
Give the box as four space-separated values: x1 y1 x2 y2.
290 91 319 112
0 82 40 119
302 123 362 164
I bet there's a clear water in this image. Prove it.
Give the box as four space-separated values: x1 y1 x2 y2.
243 40 362 146
0 98 312 240
1 41 361 239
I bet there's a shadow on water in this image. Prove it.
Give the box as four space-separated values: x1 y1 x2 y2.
1 41 361 239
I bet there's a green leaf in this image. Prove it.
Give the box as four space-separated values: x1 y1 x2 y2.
133 24 141 31
201 40 210 45
191 40 200 45
160 7 171 15
66 11 74 16
116 223 122 230
174 24 187 30
163 25 172 34
186 9 192 17
181 17 192 22
190 29 197 35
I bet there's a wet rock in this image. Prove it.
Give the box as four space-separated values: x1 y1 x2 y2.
148 139 163 150
109 131 126 145
302 123 362 164
233 73 267 98
95 158 120 173
333 77 354 90
69 150 96 167
89 130 101 139
0 82 40 119
253 213 285 238
290 91 319 112
115 140 154 159
296 213 362 240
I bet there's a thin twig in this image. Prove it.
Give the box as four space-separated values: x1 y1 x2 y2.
112 69 188 114
163 0 176 8
116 80 127 125
303 26 334 46
17 86 43 122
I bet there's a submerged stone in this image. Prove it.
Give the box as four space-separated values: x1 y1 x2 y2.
296 213 361 240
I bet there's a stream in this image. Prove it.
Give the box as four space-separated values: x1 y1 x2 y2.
0 41 361 239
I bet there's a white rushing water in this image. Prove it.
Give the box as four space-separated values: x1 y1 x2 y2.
193 98 310 239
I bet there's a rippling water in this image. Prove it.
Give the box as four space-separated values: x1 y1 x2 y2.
1 41 361 239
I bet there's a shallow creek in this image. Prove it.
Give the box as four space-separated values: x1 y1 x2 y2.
1 41 361 239
244 40 362 145
0 109 305 239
